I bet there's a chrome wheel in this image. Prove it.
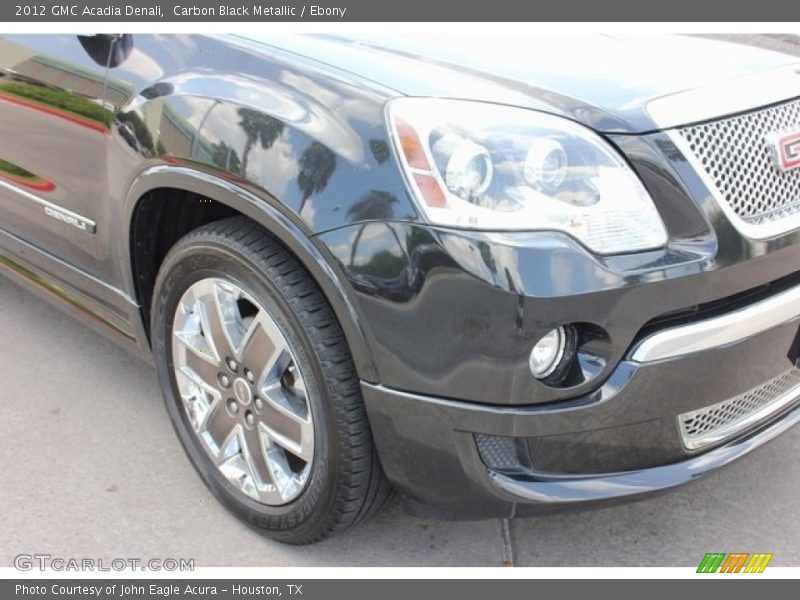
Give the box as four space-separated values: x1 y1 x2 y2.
171 277 314 505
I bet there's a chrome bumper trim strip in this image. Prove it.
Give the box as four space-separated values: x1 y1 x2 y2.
631 281 800 362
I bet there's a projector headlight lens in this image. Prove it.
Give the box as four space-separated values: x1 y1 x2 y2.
524 138 568 191
433 134 494 199
387 98 667 254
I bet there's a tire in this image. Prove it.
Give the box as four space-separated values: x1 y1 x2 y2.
150 216 392 544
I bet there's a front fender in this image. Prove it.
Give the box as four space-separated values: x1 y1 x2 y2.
101 34 427 382
105 33 417 234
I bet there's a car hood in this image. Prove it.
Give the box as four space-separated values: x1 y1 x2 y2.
239 34 800 133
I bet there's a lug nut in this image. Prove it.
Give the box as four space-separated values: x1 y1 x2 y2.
218 373 231 388
226 357 238 371
254 397 263 411
245 411 255 426
227 399 238 414
244 368 254 383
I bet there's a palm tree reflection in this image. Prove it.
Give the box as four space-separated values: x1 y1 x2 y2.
210 140 242 173
237 108 285 174
369 139 391 165
297 142 337 215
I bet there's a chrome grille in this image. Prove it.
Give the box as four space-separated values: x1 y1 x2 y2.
677 97 800 230
678 367 800 451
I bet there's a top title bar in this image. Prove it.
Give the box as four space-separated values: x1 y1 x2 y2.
2 0 799 22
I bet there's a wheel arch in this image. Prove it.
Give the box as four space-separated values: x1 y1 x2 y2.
123 164 379 382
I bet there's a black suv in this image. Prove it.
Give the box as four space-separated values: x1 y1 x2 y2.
2 34 800 543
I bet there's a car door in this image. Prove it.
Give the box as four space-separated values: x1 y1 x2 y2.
0 34 116 280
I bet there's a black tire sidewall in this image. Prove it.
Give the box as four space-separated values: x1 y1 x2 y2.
152 239 341 537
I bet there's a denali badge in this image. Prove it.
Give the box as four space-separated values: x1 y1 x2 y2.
43 206 96 234
767 130 800 173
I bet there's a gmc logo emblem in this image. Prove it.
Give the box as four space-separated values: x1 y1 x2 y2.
768 130 800 172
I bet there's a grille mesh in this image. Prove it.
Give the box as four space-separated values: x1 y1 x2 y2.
475 434 522 470
679 367 800 450
678 97 800 226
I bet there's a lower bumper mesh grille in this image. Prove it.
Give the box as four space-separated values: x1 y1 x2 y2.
678 367 800 450
475 434 522 470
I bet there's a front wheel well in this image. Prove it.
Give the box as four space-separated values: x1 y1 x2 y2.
130 187 238 340
128 182 379 382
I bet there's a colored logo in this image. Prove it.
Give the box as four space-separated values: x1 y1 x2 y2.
697 552 773 573
767 130 800 173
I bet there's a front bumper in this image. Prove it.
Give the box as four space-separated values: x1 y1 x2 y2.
316 126 800 518
488 404 800 505
362 301 800 518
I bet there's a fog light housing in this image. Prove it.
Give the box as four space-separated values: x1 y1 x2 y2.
529 326 567 379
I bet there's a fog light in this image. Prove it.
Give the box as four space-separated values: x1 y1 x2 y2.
529 326 567 379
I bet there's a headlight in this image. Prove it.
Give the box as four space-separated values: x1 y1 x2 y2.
387 98 667 254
